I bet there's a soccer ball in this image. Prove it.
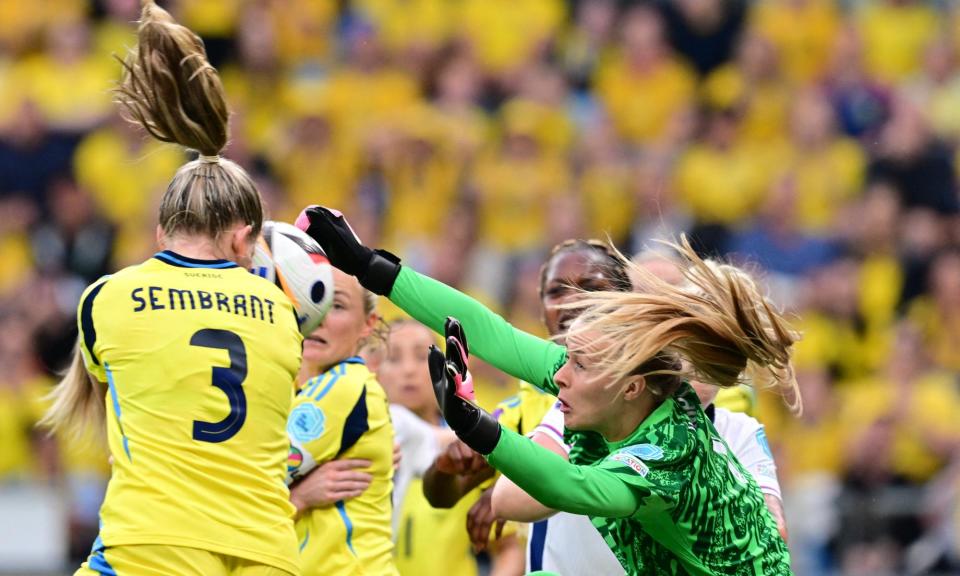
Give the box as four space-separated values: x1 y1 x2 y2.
251 221 334 336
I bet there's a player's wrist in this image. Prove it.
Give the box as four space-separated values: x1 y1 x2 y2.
359 249 402 296
457 413 501 456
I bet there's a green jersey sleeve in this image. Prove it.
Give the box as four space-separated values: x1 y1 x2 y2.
487 428 640 518
390 267 566 395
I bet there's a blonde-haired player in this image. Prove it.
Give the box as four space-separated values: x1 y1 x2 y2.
41 2 302 574
285 268 396 575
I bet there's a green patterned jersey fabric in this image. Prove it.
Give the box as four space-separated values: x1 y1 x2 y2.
389 267 791 574
489 383 792 575
566 428 610 466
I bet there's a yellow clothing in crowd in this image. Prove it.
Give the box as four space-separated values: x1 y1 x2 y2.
702 65 791 145
178 0 241 38
838 372 960 483
358 0 455 55
0 380 45 478
272 0 338 65
777 138 865 232
751 0 840 83
595 53 697 145
792 311 888 381
858 1 938 83
580 161 635 243
73 126 185 264
908 298 960 372
673 141 774 226
9 52 114 127
474 152 569 252
459 0 565 73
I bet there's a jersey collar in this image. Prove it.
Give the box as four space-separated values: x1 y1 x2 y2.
343 356 365 365
154 250 239 269
604 383 694 452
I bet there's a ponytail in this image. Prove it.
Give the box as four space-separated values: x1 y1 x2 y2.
38 344 106 439
116 0 263 240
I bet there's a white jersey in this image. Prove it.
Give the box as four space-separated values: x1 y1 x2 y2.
389 404 440 533
526 404 783 574
528 404 626 576
711 407 782 499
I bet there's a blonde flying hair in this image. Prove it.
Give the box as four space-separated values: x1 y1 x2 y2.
564 237 802 415
41 0 260 437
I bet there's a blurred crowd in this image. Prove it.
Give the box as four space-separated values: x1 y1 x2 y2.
2 0 960 574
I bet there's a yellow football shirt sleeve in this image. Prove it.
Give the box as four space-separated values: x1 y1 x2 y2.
76 275 112 383
287 362 367 482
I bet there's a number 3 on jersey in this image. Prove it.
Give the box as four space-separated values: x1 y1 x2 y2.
191 329 248 443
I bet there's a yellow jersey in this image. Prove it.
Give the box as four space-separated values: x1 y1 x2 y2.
78 250 303 575
395 477 480 576
493 382 556 436
289 358 397 576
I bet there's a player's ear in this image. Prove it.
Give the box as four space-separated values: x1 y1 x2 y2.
229 224 255 262
360 311 378 341
156 225 165 248
622 375 646 401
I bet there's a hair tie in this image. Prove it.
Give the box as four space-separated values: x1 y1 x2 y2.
198 154 221 164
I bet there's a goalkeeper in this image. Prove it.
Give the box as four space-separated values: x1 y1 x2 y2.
297 207 795 574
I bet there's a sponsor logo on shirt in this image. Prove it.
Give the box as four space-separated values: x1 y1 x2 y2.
611 453 649 477
288 404 325 442
619 443 664 461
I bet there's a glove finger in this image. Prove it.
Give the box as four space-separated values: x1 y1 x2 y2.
444 317 468 356
428 345 448 407
445 335 469 376
446 337 475 400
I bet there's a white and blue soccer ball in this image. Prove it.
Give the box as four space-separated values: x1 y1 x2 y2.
251 221 334 336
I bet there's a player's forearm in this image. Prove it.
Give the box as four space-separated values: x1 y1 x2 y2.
491 474 557 522
488 429 636 518
422 463 493 508
764 494 788 543
390 267 565 394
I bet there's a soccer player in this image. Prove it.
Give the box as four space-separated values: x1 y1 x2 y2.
296 207 795 573
286 268 396 576
429 246 795 574
492 249 788 572
494 382 787 574
41 3 303 574
378 319 484 576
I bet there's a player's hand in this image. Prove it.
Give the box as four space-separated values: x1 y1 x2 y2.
295 205 401 296
393 442 402 472
434 438 490 475
429 319 500 455
290 459 373 515
467 487 507 552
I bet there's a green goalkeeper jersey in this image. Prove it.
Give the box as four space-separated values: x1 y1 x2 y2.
489 383 791 575
388 267 791 575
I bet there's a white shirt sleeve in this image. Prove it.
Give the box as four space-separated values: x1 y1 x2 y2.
712 408 782 500
531 402 570 454
390 404 439 477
